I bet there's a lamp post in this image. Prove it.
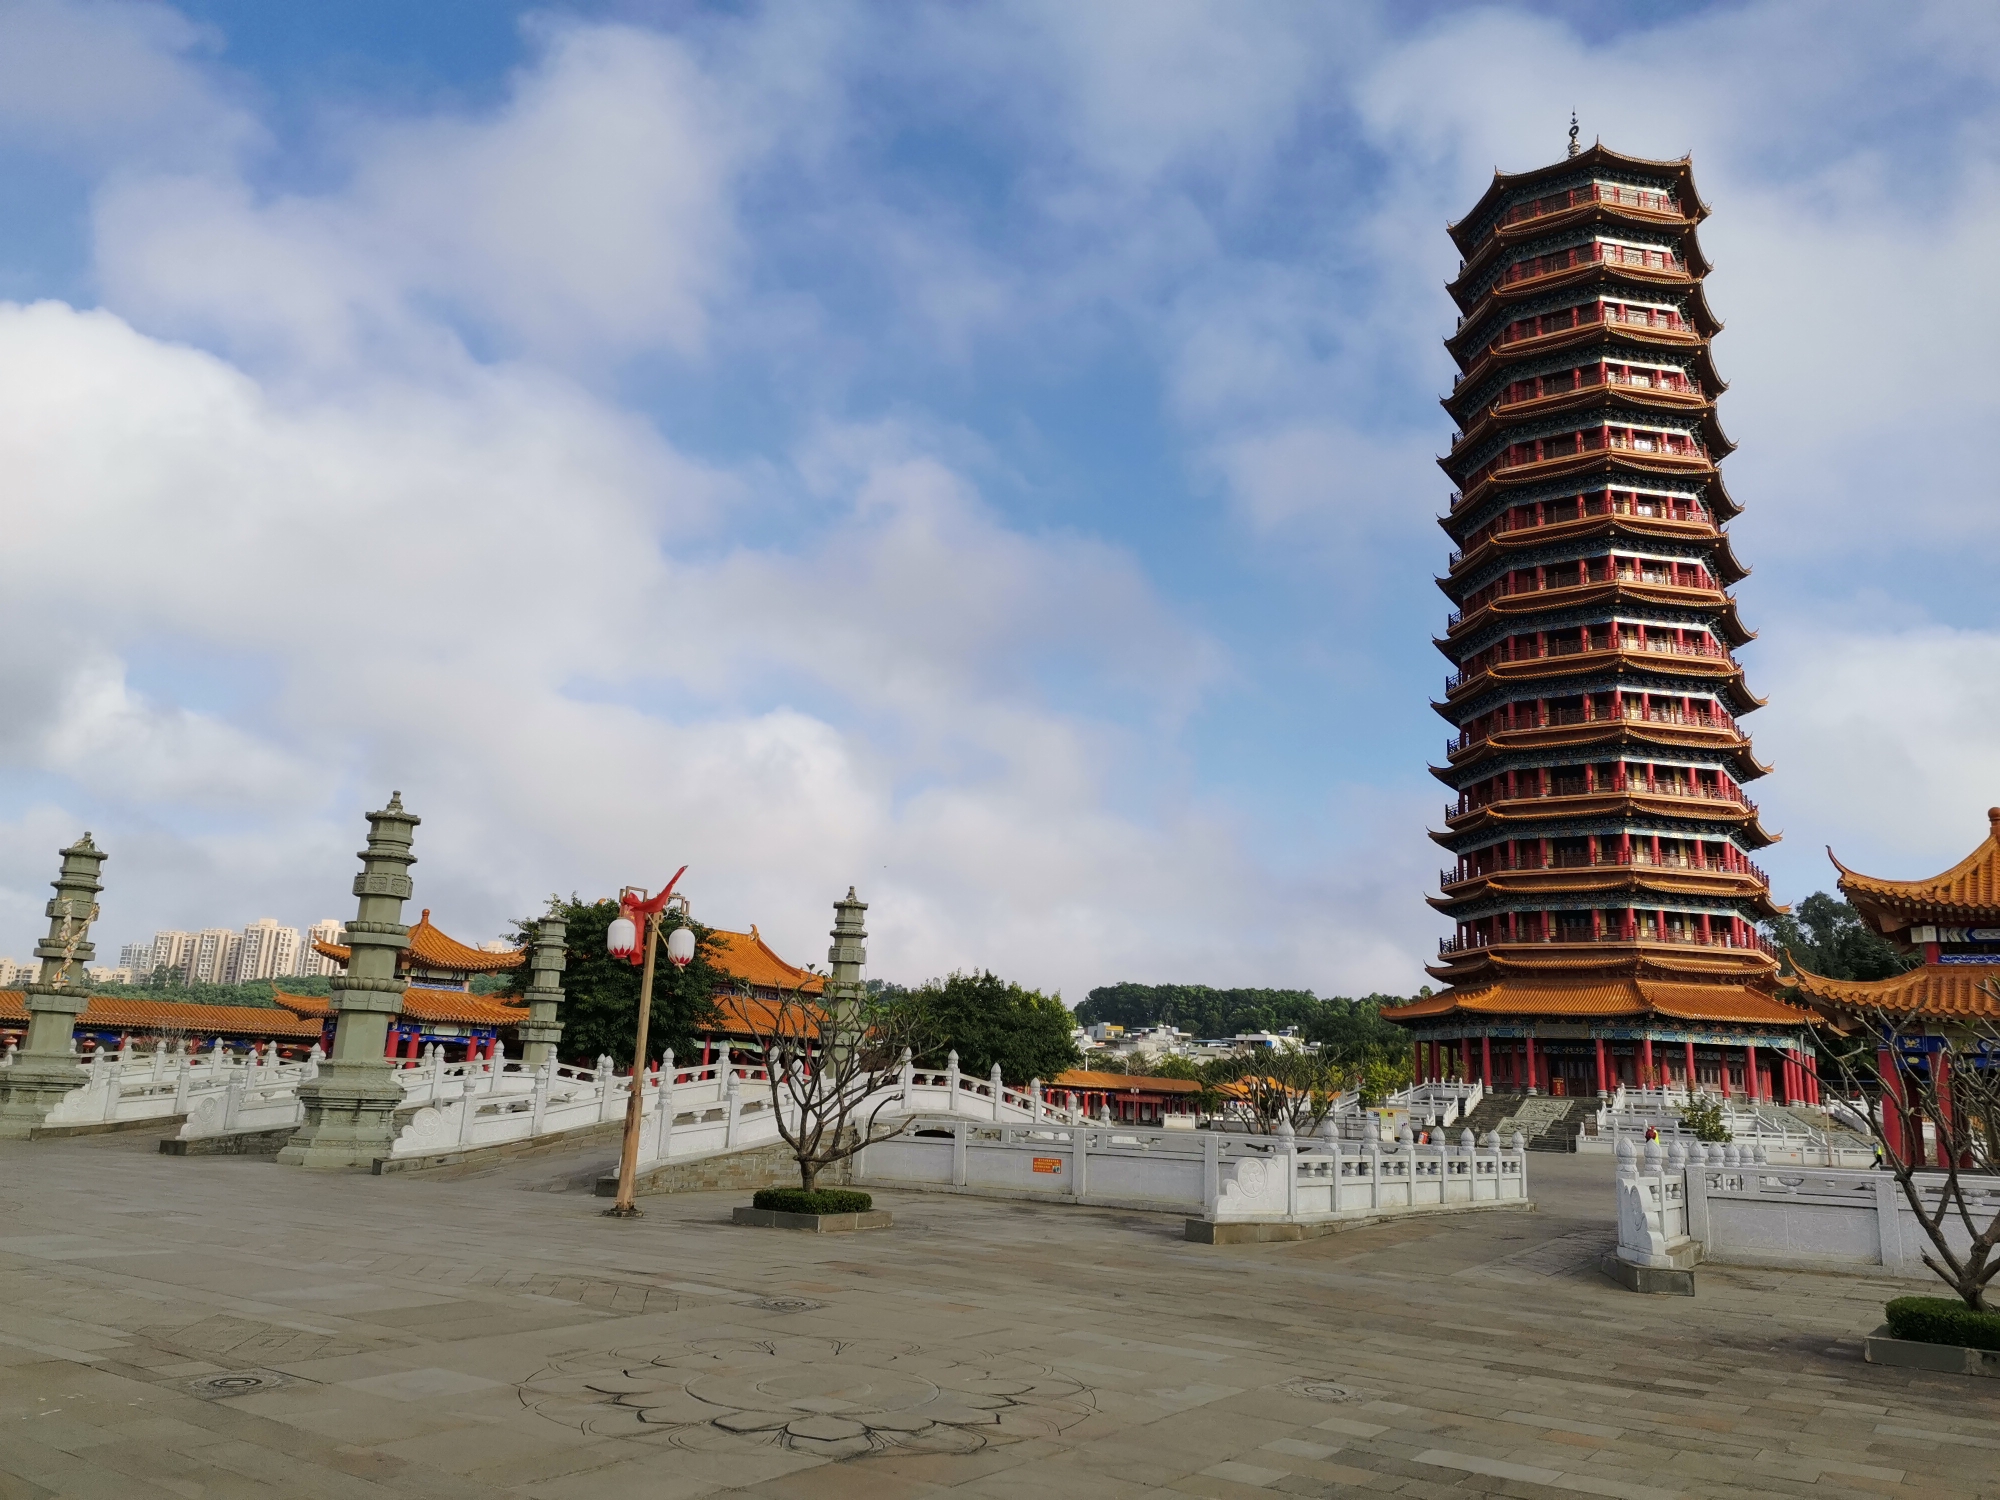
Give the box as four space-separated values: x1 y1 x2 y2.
605 868 695 1218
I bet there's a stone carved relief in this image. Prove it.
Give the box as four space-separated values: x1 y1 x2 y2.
522 1333 1095 1460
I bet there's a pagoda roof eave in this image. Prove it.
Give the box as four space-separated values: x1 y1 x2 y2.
1448 145 1708 256
1448 327 1725 418
1786 953 2000 1023
1448 269 1722 360
1434 728 1773 785
1437 798 1778 849
1452 201 1711 293
1446 387 1731 461
1386 974 1801 1029
1441 583 1754 648
1447 450 1730 517
1826 811 2000 931
1441 650 1761 713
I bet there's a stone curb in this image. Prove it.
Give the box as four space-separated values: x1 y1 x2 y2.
1864 1325 2000 1377
1185 1198 1534 1244
731 1207 893 1233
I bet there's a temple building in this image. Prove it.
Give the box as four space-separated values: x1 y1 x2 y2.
285 909 529 1060
1787 809 2000 1162
1386 141 1816 1101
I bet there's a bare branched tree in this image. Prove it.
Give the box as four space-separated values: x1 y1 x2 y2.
1817 995 2000 1311
733 975 938 1191
1225 1049 1341 1136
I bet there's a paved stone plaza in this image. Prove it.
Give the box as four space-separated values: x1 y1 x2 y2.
0 1134 1995 1499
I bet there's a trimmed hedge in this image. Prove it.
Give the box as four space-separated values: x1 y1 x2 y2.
752 1188 873 1216
1885 1295 2000 1352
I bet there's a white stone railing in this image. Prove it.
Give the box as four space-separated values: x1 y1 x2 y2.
1589 1087 1869 1167
384 1048 1080 1161
32 1039 320 1131
1390 1081 1485 1122
1612 1137 1997 1279
855 1115 1529 1221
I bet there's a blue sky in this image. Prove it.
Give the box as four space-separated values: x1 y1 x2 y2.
0 0 1994 1000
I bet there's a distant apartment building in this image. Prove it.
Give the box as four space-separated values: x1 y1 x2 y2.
118 942 151 972
0 956 37 987
231 919 302 983
188 928 242 986
296 919 345 978
149 930 197 982
84 966 135 986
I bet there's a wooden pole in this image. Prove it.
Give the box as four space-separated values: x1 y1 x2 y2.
606 913 659 1218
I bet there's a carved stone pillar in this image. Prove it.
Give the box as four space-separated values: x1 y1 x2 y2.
0 834 108 1138
277 793 418 1168
518 913 568 1067
826 886 868 1015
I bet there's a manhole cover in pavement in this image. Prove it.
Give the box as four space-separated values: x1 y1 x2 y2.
1282 1378 1360 1402
187 1370 291 1400
755 1297 823 1312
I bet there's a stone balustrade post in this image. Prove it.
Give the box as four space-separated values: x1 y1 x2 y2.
279 794 419 1169
725 1067 741 1147
899 1047 913 1102
530 1057 551 1136
945 1049 961 1103
654 1048 675 1161
519 912 568 1067
597 1054 617 1122
990 1062 1004 1121
0 834 108 1137
1030 1077 1042 1118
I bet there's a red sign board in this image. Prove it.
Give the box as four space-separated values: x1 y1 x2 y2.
1032 1156 1063 1174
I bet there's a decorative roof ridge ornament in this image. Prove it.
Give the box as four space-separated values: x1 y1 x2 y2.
1567 111 1580 158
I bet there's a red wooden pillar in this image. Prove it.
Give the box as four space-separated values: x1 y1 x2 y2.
1743 1043 1758 1101
1525 1035 1539 1093
1480 1034 1492 1088
1684 1041 1697 1092
1933 1048 1954 1168
1878 1046 1907 1166
1641 1036 1655 1088
1594 1038 1608 1096
383 1027 399 1059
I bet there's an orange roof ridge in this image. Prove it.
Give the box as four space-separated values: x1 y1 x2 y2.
709 927 825 994
1788 955 2000 1021
406 910 525 972
1829 808 2000 926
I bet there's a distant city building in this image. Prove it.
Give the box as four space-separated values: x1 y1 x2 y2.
0 957 36 987
118 943 151 972
149 930 197 982
188 928 241 986
84 966 135 986
232 919 302 983
297 920 345 977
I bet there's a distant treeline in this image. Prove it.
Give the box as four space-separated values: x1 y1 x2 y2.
1074 983 1424 1066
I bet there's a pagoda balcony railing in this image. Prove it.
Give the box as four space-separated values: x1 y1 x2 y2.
1464 434 1708 488
1448 704 1740 752
1446 637 1731 689
1499 242 1686 288
1483 370 1701 417
1448 780 1755 819
1446 496 1711 566
1495 184 1685 232
1485 303 1694 358
1441 852 1770 888
1438 929 1777 958
1448 566 1720 622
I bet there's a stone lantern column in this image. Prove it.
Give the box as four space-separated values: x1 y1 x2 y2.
826 887 868 1016
518 913 567 1067
0 834 108 1138
277 793 419 1169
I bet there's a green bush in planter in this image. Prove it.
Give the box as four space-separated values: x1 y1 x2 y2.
1885 1295 2000 1351
752 1188 874 1216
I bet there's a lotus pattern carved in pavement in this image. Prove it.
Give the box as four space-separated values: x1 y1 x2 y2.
521 1334 1095 1460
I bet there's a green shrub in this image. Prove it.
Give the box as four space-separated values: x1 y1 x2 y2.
751 1188 873 1216
1885 1295 2000 1351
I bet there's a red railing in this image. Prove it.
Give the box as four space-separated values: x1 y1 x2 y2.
1497 183 1684 231
1446 635 1732 689
1441 852 1770 888
1500 241 1685 289
1448 779 1756 819
1447 495 1711 566
1447 704 1741 754
1439 928 1777 958
1488 302 1693 353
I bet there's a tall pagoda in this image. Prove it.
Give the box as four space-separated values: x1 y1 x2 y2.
1386 140 1815 1103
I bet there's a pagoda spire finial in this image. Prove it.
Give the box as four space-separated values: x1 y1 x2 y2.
1567 111 1580 158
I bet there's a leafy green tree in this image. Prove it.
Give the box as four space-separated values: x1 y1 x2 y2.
1765 893 1916 983
912 970 1079 1084
507 896 721 1068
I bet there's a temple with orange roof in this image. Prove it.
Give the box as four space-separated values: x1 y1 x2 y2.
1786 809 2000 1162
299 909 528 1060
1385 140 1817 1104
698 925 829 1061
